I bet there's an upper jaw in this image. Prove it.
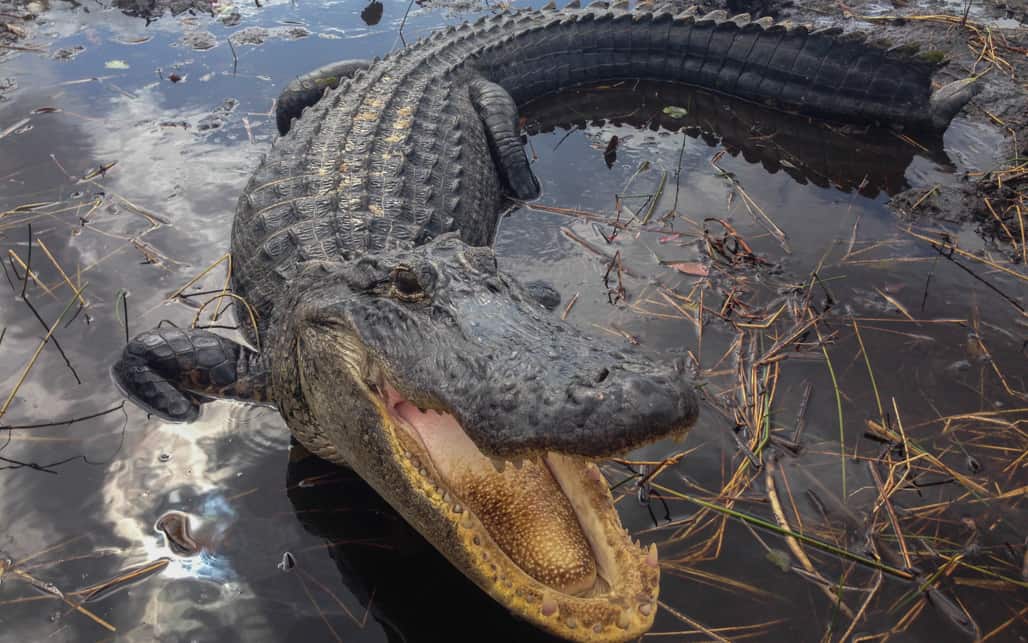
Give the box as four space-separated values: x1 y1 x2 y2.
406 360 699 459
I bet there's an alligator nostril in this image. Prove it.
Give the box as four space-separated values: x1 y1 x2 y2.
593 367 610 384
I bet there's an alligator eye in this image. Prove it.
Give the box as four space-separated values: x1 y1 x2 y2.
391 267 423 299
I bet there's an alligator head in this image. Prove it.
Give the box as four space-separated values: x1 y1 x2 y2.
270 233 698 641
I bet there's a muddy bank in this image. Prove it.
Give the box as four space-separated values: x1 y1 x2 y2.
714 0 1027 257
0 1 43 98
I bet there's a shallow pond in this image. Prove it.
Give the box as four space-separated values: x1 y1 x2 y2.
1 1 1025 641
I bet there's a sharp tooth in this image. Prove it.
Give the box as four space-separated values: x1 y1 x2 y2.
617 611 631 629
646 542 659 567
511 457 524 470
541 596 558 617
489 457 505 473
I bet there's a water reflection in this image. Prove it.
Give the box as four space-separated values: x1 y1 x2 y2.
522 81 950 199
285 444 559 643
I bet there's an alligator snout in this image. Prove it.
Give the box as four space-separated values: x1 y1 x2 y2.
558 363 697 456
448 348 698 459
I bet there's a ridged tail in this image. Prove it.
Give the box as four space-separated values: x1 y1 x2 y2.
475 3 975 131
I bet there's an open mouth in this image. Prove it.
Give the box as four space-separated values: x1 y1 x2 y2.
373 381 661 640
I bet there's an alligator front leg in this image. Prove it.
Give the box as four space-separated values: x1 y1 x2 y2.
276 59 372 135
468 77 541 200
113 328 269 422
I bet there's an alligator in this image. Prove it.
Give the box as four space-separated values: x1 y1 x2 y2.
113 3 976 641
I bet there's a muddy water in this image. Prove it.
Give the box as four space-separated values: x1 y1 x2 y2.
0 2 1025 642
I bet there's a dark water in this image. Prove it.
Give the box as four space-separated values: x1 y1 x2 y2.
1 2 1025 641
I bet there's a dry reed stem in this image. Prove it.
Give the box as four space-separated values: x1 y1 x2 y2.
867 460 912 570
905 227 1027 284
981 604 1028 641
766 459 855 619
191 292 261 350
655 600 730 642
0 282 87 419
7 248 57 298
167 253 231 302
74 559 170 600
35 238 87 307
9 569 115 632
838 571 884 643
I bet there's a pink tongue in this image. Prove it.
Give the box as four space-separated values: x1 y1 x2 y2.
395 401 487 472
393 401 597 594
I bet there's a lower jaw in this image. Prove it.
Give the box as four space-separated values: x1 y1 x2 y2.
376 395 660 640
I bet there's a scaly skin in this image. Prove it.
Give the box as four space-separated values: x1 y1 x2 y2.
114 3 976 641
233 4 973 330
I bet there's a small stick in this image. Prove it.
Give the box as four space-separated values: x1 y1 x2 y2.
1 402 124 430
842 216 860 260
227 35 238 73
814 319 847 498
16 290 82 385
76 558 170 602
837 571 884 642
852 319 885 422
167 253 231 302
1016 203 1026 266
920 255 938 312
639 170 666 225
36 239 87 307
982 197 1017 247
603 251 626 304
9 565 116 631
191 292 261 351
792 381 813 443
560 292 579 320
242 116 255 145
909 185 939 210
0 283 88 419
212 254 234 321
656 600 730 642
766 458 855 618
0 117 30 141
907 227 1027 284
7 250 57 299
111 192 169 226
867 459 912 569
397 0 416 48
